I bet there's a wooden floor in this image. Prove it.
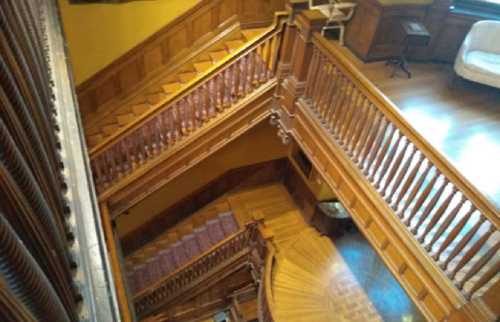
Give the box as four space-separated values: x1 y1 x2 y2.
338 45 500 211
229 183 424 322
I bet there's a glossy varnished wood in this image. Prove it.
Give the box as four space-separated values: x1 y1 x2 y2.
338 45 500 210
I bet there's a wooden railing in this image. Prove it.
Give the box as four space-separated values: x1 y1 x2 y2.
258 243 278 322
90 14 287 193
302 33 499 301
134 222 264 318
77 0 286 117
0 0 79 320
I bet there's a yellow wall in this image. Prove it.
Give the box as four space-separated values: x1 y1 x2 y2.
58 0 200 85
116 121 288 237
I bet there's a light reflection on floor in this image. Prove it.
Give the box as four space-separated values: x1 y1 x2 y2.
334 230 426 322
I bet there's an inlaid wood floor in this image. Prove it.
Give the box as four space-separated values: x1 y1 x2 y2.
338 46 500 211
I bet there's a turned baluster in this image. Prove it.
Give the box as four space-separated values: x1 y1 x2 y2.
118 140 131 175
411 178 450 235
324 76 347 129
367 125 397 181
205 81 216 118
178 99 188 135
357 111 383 166
374 133 405 189
425 196 467 252
171 105 181 142
247 51 256 92
232 60 241 100
229 63 238 103
433 206 476 261
305 48 321 99
450 223 496 280
220 68 229 109
441 214 487 269
215 74 224 111
336 85 359 143
389 151 422 206
397 161 432 217
317 64 334 119
330 79 352 134
162 109 173 146
141 124 152 160
457 240 499 292
362 119 390 175
258 42 267 83
154 116 166 153
269 33 281 77
344 95 368 153
320 66 340 121
246 49 259 88
91 159 103 189
380 138 410 195
466 259 500 299
239 56 247 97
403 170 440 226
418 187 458 243
264 38 274 80
351 103 375 160
311 56 328 109
104 151 115 186
187 93 199 130
339 89 361 146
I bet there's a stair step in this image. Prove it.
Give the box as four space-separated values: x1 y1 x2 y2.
193 60 214 73
161 82 182 95
146 92 167 105
131 103 151 115
86 134 103 147
241 28 267 41
209 50 229 63
178 71 198 83
101 123 121 136
225 39 245 53
116 113 136 126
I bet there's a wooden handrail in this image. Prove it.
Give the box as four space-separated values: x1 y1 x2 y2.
301 32 499 301
258 241 278 322
90 12 288 158
311 33 499 228
90 12 289 193
133 222 263 317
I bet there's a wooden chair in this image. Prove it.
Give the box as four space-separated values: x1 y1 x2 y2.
308 0 357 45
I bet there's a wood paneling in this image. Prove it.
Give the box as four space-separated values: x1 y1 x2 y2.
77 0 285 117
121 159 289 255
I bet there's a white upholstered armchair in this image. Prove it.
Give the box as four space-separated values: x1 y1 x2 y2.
454 20 500 89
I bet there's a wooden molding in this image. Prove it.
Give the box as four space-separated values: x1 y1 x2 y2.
76 0 285 117
101 80 278 215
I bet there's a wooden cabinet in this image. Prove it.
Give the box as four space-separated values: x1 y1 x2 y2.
345 0 431 61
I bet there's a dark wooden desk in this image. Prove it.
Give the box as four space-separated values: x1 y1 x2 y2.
387 20 431 78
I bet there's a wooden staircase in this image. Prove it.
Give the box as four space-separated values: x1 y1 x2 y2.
84 27 267 149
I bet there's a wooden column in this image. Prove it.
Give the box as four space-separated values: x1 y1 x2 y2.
279 10 326 115
100 202 133 322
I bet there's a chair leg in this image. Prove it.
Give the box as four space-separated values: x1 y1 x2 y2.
339 24 345 46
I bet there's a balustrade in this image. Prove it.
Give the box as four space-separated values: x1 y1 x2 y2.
134 222 263 318
91 24 284 193
302 34 499 301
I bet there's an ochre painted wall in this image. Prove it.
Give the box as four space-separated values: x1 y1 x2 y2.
116 121 288 237
58 0 200 85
